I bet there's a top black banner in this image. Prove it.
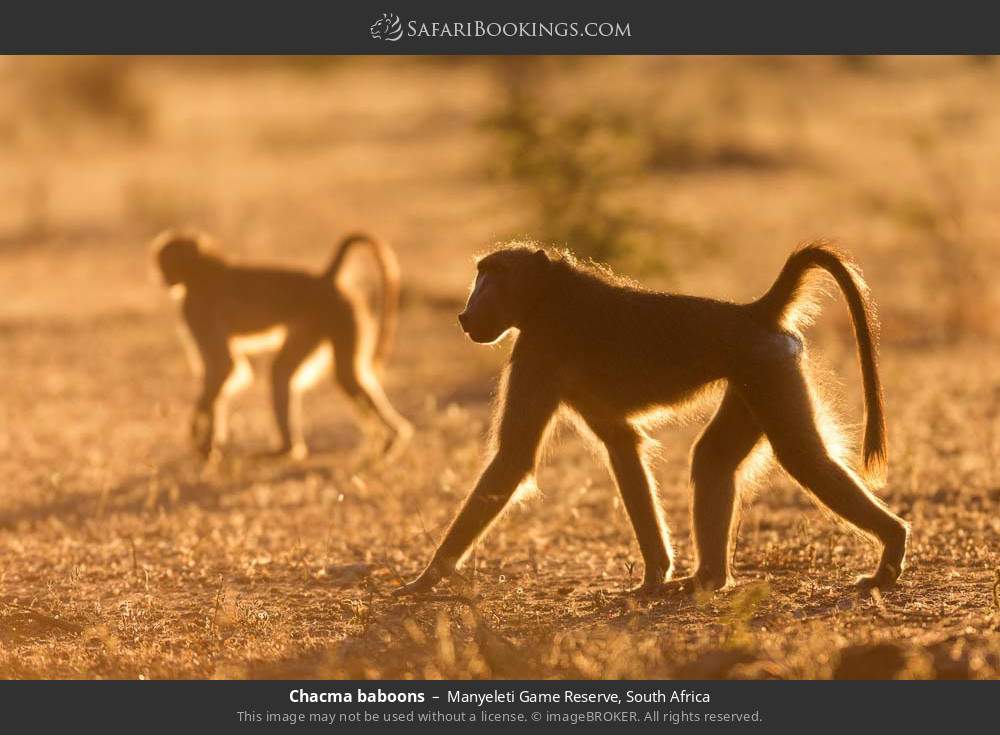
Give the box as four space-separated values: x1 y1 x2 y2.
2 1 999 54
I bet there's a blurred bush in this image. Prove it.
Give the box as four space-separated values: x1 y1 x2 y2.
122 177 213 232
482 59 671 271
860 124 993 343
14 57 150 138
481 59 782 274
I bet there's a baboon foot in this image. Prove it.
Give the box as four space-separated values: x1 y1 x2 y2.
200 446 226 470
381 422 414 462
627 568 672 597
854 563 901 593
192 441 224 463
393 566 444 597
658 573 730 596
857 524 907 592
254 443 308 462
628 580 664 598
191 411 214 458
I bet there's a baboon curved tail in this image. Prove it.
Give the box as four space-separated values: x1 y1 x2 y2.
754 242 887 485
322 233 400 367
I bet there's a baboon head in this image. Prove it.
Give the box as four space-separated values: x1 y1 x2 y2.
152 231 204 286
459 246 550 344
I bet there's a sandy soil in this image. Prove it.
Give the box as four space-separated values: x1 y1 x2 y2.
0 56 997 679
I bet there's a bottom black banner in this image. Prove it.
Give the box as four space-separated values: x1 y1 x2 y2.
1 680 994 732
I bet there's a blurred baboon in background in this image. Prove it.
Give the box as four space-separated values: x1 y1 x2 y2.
152 229 412 460
398 241 907 597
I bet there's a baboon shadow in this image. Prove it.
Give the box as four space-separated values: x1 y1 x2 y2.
0 452 352 530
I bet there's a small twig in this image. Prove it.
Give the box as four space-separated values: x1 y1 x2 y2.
128 536 138 577
414 507 436 548
211 574 225 627
378 550 406 589
623 559 636 592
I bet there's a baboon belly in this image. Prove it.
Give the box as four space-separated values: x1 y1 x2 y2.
564 360 715 417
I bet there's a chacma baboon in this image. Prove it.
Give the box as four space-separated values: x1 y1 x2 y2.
398 242 907 596
152 229 412 459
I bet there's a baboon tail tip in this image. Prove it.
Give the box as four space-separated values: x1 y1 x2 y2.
862 389 888 489
862 444 887 489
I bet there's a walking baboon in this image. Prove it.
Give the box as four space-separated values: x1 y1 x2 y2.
152 229 412 459
398 242 908 596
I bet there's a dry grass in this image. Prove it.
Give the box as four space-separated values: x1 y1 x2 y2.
0 56 998 680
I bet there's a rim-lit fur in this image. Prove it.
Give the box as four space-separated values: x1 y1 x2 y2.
150 228 411 460
399 240 907 598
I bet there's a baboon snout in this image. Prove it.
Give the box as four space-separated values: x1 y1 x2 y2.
458 311 469 331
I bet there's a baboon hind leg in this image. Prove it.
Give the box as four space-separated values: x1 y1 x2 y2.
663 386 764 595
589 421 672 593
330 323 412 456
268 327 323 458
742 361 907 590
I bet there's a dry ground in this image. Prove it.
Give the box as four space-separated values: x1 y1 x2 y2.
0 57 998 679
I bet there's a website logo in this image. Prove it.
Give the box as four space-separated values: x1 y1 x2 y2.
370 12 404 42
368 15 631 43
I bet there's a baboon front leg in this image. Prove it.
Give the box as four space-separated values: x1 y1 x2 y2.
188 322 234 458
395 362 559 595
268 328 323 458
744 362 908 590
396 454 533 595
591 423 672 593
663 387 763 595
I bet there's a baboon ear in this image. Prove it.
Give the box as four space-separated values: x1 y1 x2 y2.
533 248 549 267
160 238 201 272
175 239 201 263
